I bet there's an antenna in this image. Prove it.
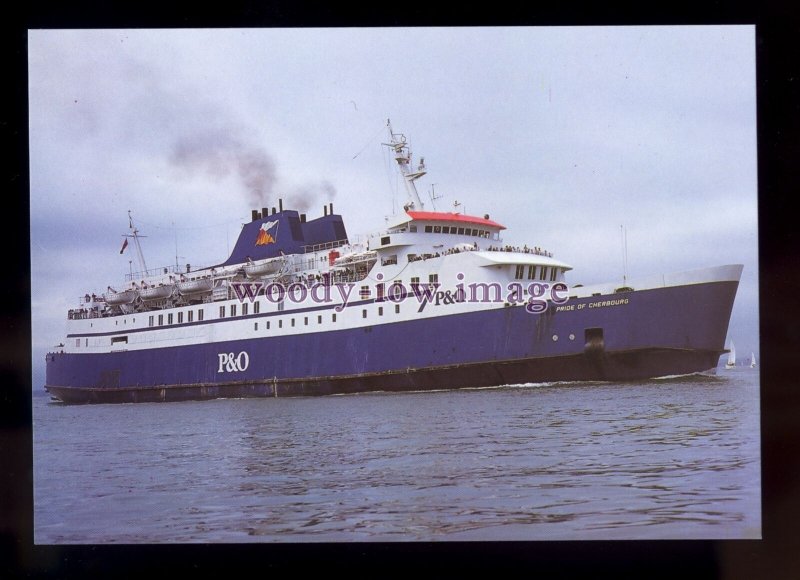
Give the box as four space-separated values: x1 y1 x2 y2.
620 225 629 285
173 221 179 270
428 183 443 210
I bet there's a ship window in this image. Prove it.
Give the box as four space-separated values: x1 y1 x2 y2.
278 301 285 312
178 312 184 324
231 304 237 317
409 225 417 232
254 322 258 331
411 276 420 286
471 229 479 236
254 301 260 314
198 309 203 321
424 225 433 233
378 306 383 316
291 318 295 327
395 304 400 314
360 285 370 299
158 314 164 326
219 306 225 318
465 228 472 236
362 309 367 318
188 310 194 323
304 317 308 326
550 268 557 281
168 313 173 324
111 336 128 344
85 338 88 347
279 320 283 328
75 338 80 347
266 321 270 330
407 254 417 262
318 315 322 324
332 313 337 322
381 236 391 245
429 273 439 284
457 227 465 235
528 265 535 279
148 315 154 327
242 303 248 316
540 266 548 281
115 320 118 326
433 226 441 233
442 226 450 234
515 265 524 279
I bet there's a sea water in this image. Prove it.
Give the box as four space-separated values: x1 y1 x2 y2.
33 369 760 543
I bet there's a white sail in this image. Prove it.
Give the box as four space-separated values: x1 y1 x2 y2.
726 341 736 368
750 352 756 368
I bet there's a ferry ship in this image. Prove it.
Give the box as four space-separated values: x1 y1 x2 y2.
44 123 742 404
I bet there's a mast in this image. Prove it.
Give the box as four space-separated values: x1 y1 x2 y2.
383 119 426 211
125 210 148 275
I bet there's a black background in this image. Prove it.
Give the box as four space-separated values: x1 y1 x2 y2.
4 2 799 577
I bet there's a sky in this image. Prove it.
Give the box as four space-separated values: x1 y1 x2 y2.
28 26 758 389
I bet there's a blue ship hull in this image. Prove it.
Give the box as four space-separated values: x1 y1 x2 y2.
45 280 738 404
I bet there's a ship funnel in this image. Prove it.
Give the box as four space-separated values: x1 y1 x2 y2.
300 214 307 223
324 205 328 216
272 207 276 215
261 207 269 219
279 198 283 212
329 202 334 215
251 210 261 222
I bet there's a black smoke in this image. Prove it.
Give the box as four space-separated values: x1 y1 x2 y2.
170 128 336 213
288 179 337 212
170 129 277 208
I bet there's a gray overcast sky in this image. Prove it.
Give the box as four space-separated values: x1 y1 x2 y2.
28 26 758 387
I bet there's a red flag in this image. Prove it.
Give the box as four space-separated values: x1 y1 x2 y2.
120 238 129 254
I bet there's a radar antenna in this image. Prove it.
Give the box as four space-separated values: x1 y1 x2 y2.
383 119 426 211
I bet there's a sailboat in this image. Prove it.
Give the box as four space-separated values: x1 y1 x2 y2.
726 341 736 369
750 352 756 368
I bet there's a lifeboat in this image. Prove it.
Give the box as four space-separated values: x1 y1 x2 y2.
104 289 138 305
332 251 377 266
139 285 174 302
176 277 214 296
244 256 286 278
